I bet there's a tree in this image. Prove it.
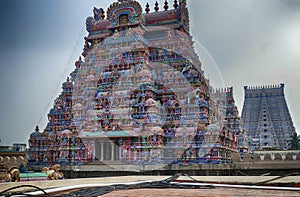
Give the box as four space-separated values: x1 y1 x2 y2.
288 133 300 150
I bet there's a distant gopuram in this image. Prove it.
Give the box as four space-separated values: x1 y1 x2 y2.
241 84 296 150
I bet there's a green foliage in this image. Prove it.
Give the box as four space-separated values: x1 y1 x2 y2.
288 133 300 150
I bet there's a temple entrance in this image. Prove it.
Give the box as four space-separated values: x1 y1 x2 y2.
95 139 120 162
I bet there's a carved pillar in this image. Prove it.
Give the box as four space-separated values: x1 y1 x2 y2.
119 139 123 161
111 142 115 161
128 146 132 160
280 153 286 160
292 153 297 161
92 140 96 161
100 142 104 161
260 154 265 161
271 153 275 160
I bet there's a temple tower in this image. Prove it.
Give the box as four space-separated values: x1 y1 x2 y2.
28 0 238 166
241 84 296 150
211 87 246 154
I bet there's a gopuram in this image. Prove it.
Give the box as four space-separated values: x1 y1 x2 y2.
242 84 296 150
28 0 240 167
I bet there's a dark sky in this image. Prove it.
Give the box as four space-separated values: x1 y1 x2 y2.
0 0 299 145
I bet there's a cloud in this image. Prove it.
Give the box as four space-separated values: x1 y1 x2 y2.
280 0 300 9
189 0 300 132
0 0 299 145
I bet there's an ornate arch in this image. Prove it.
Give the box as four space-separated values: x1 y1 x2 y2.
107 0 143 26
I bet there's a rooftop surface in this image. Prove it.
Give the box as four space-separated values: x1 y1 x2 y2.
102 188 300 197
1 176 300 196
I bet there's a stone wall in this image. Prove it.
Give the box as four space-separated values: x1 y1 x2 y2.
0 153 28 169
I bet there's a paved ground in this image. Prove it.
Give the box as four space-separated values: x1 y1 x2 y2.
1 176 300 196
102 188 300 197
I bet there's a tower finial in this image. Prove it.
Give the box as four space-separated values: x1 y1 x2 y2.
93 7 101 20
155 1 159 12
100 8 105 20
174 0 178 9
145 2 150 13
164 0 169 11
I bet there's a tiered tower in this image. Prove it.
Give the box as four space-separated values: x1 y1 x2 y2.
242 84 296 150
211 87 244 160
28 0 238 166
28 72 87 164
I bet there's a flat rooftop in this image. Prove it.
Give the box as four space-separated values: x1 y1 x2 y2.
1 176 300 196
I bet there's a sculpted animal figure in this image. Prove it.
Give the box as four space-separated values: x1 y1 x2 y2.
42 164 64 180
9 167 20 182
1 166 20 182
